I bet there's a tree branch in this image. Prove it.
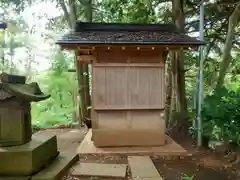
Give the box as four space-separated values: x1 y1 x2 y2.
58 0 71 28
205 19 228 58
216 2 240 89
68 0 77 28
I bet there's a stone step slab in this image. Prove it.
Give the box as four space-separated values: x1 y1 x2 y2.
31 151 78 180
128 156 163 179
72 162 127 178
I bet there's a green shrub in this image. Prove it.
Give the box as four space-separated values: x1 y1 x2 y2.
201 87 240 145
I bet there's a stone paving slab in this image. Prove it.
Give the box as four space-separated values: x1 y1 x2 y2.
57 129 87 153
128 156 163 179
58 129 86 140
35 128 87 153
31 151 78 180
72 162 127 178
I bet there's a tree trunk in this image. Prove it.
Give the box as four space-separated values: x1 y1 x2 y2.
83 0 93 22
58 0 86 126
0 29 6 72
216 2 240 90
165 54 172 128
58 0 72 27
171 0 189 134
171 51 179 112
82 0 92 118
76 53 85 126
83 64 91 117
176 51 188 114
69 0 77 28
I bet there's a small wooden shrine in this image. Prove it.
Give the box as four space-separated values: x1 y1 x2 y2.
57 22 204 147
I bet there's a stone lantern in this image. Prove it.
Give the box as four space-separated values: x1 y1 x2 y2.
0 73 50 146
0 73 59 176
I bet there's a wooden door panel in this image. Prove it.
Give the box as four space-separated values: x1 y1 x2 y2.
127 66 165 109
148 67 165 108
105 67 127 108
92 67 106 109
93 65 127 109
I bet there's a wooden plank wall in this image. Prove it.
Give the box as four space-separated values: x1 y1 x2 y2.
92 65 165 110
95 49 164 63
95 110 165 130
91 49 166 146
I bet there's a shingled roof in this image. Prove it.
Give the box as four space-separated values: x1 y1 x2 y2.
56 21 204 46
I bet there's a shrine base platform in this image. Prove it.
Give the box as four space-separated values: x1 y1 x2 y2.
77 129 190 156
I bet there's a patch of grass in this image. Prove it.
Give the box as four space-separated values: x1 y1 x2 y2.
181 174 195 180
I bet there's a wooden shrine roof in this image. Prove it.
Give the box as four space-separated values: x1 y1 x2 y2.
56 21 205 46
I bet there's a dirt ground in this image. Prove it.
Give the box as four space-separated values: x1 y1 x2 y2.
151 133 240 180
37 128 240 180
152 155 239 180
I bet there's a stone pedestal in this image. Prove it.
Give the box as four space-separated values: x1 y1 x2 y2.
0 101 32 147
0 134 58 176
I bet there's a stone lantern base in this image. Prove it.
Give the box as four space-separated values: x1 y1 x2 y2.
0 134 58 176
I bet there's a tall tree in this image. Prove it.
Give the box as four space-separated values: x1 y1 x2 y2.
216 2 240 89
168 0 189 134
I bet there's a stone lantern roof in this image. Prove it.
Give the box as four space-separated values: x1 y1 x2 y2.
0 73 50 102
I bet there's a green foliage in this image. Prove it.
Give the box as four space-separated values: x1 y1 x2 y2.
200 87 240 145
31 51 78 128
95 0 157 23
1 0 26 12
181 174 194 180
1 0 240 135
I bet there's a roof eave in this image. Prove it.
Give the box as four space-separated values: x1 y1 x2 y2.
56 40 205 46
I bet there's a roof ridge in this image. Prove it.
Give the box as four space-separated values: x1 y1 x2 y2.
75 21 179 33
56 22 205 46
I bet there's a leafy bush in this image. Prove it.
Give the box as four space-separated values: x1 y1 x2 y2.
201 87 240 145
